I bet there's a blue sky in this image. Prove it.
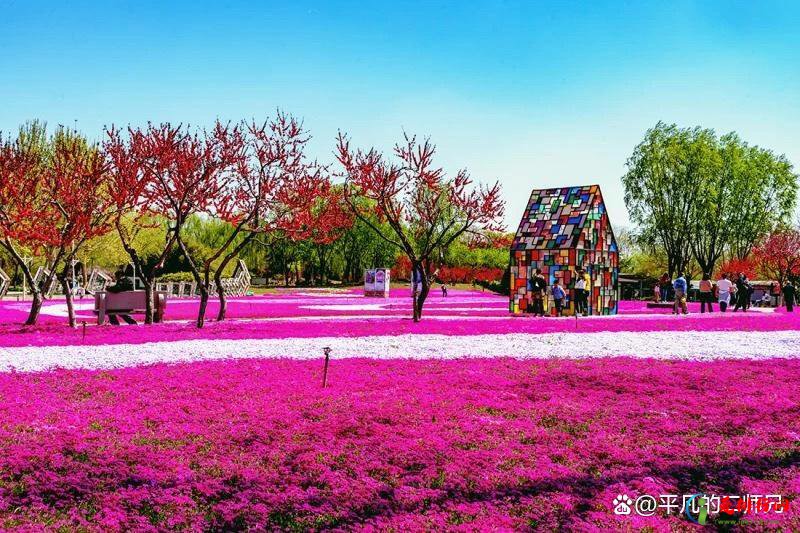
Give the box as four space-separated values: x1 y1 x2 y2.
1 0 798 229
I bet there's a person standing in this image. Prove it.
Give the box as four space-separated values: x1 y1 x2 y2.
783 281 796 312
574 269 586 315
698 274 714 313
531 269 547 317
659 272 671 303
745 276 754 311
552 279 566 317
582 269 591 315
771 281 782 307
673 272 688 315
734 273 749 312
716 273 732 312
545 284 556 316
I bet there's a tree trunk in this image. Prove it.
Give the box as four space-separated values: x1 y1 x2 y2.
214 271 227 322
318 245 328 285
412 261 430 322
412 262 419 321
415 276 430 322
214 234 256 322
193 276 209 329
21 270 42 325
116 226 152 323
60 275 77 328
213 256 231 322
196 262 211 330
196 289 210 329
26 292 43 326
143 277 155 324
343 245 354 284
176 235 208 329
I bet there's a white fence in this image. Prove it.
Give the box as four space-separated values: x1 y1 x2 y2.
155 260 251 298
0 268 9 298
86 268 114 295
33 266 60 298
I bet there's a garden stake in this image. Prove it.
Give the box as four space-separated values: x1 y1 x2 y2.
322 347 331 387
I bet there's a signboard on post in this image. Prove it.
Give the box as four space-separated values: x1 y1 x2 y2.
364 268 390 297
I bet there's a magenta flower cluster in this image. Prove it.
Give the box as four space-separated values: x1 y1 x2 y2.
0 357 798 531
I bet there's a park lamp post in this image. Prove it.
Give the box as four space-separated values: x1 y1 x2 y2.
322 347 332 388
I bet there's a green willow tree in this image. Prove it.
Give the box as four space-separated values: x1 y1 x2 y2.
623 122 797 277
724 139 797 260
622 123 703 277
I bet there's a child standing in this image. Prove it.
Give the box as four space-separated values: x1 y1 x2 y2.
552 279 566 317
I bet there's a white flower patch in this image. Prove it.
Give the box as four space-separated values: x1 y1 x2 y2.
37 302 96 318
0 330 798 373
300 304 389 311
292 292 354 298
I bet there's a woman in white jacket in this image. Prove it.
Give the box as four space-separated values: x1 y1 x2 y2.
716 273 733 312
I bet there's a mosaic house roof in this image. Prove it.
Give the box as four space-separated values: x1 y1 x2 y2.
511 184 617 252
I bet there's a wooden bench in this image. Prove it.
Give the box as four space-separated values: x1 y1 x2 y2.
94 290 167 325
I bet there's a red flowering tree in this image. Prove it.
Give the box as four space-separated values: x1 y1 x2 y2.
392 255 412 281
106 122 245 326
337 133 504 321
0 124 50 325
46 131 114 327
433 266 504 284
752 228 800 286
105 125 180 323
107 116 324 327
715 256 758 280
204 113 322 323
0 125 113 326
155 123 249 328
294 184 353 284
104 126 158 322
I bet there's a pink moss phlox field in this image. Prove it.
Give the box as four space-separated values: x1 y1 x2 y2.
0 358 798 531
1 288 798 348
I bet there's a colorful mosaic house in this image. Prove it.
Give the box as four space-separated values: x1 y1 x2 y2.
510 185 619 315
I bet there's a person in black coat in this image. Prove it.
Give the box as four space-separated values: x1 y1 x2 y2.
530 269 547 317
784 281 796 312
733 273 750 312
